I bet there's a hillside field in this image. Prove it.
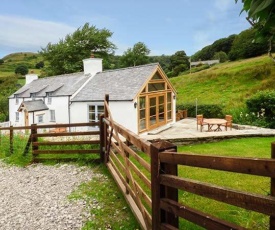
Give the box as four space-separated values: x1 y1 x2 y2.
0 52 43 77
170 55 275 114
1 52 275 116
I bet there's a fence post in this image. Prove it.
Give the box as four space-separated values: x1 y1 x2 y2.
99 114 105 163
151 140 179 229
151 143 161 229
125 140 130 195
31 124 38 161
9 125 13 155
270 142 275 230
104 94 109 164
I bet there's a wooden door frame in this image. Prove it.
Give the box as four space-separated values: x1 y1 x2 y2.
24 109 29 126
147 93 166 130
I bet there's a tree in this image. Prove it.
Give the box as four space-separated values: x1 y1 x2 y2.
120 42 150 67
35 61 44 69
15 65 29 75
40 23 116 76
213 51 228 63
192 34 236 61
0 59 4 65
149 55 171 73
228 28 268 60
0 76 19 121
168 50 189 77
236 0 275 62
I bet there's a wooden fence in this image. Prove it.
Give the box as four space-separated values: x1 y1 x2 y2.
0 122 103 162
1 95 275 229
102 95 275 230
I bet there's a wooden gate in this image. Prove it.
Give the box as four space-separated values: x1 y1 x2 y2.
30 122 103 162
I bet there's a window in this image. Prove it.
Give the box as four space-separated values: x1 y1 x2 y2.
148 83 165 92
47 93 52 104
89 105 104 122
48 96 52 104
31 93 36 100
15 112 19 122
139 97 146 131
50 110 55 121
38 115 43 123
15 96 19 105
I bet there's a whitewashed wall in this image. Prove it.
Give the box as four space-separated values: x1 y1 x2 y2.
109 101 138 133
47 96 70 124
9 98 24 126
70 101 138 133
9 96 70 126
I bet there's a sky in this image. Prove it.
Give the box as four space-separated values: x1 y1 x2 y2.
0 0 250 59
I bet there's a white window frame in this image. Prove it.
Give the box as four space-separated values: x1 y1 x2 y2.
47 93 52 104
50 110 55 122
38 115 43 123
15 112 19 122
88 105 104 122
31 93 36 100
15 96 19 105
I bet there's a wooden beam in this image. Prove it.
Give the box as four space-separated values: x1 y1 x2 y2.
160 199 245 230
160 152 275 177
160 174 275 216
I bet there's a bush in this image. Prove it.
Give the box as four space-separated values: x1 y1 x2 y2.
246 90 275 128
35 61 44 69
0 59 4 65
177 103 224 118
15 65 29 75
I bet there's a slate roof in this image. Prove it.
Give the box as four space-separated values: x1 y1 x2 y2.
71 63 159 102
11 72 89 98
18 100 49 112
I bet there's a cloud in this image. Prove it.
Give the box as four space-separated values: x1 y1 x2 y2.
0 15 75 54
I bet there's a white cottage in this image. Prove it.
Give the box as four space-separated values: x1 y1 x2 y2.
9 58 177 134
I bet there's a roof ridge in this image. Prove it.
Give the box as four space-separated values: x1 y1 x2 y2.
34 72 85 81
98 62 159 74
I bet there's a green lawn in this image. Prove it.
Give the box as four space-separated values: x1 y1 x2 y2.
177 137 275 229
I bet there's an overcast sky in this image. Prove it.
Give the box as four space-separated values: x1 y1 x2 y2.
0 0 250 58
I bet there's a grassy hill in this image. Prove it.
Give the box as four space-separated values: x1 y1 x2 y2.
170 55 275 115
0 52 43 77
1 52 274 116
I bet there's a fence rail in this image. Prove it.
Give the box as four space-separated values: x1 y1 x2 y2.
0 122 103 162
150 146 275 230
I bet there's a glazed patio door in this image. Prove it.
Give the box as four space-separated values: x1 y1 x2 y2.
149 94 166 130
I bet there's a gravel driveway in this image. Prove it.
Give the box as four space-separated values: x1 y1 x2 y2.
0 161 96 230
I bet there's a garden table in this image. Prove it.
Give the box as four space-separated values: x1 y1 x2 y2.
203 118 227 132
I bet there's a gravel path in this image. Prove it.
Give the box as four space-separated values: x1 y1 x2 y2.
0 161 97 230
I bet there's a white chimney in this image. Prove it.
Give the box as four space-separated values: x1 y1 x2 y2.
83 57 103 76
25 72 38 85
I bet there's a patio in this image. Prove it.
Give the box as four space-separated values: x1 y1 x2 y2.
141 118 275 144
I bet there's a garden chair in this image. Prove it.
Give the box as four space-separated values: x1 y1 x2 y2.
197 114 207 132
223 115 233 131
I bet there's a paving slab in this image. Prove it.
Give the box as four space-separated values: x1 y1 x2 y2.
141 118 275 144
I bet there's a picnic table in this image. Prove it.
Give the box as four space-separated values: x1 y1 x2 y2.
203 118 227 132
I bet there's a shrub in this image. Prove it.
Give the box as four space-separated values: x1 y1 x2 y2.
246 90 275 128
177 103 224 118
15 65 29 75
0 59 4 65
35 61 44 69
